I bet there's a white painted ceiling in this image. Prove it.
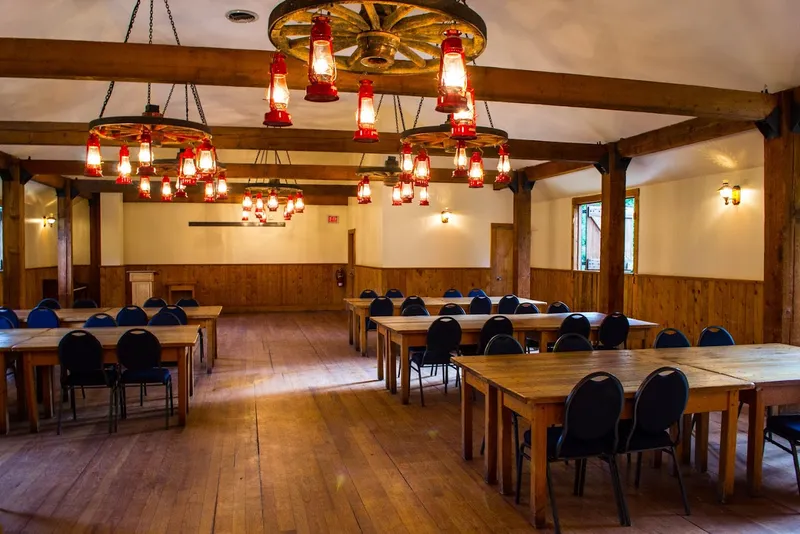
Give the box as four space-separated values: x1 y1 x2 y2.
0 0 797 195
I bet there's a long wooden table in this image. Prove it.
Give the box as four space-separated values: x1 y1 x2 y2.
650 343 800 496
344 296 547 357
452 351 753 528
372 312 659 404
0 329 53 435
16 308 114 325
13 326 199 432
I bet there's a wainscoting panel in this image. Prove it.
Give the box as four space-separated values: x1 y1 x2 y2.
531 268 763 346
354 266 492 298
100 266 126 307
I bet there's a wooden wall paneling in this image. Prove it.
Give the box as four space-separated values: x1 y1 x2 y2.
354 265 383 296
25 267 57 308
99 266 126 306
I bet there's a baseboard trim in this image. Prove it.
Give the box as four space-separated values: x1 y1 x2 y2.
221 304 345 313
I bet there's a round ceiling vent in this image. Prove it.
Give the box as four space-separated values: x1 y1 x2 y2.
226 9 259 24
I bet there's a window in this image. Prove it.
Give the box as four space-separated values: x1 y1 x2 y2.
572 190 638 273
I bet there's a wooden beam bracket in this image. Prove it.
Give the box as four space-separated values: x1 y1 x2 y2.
508 171 534 194
756 105 782 140
594 151 632 175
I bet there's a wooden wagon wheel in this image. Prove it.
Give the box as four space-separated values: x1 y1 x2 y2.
88 116 211 146
401 123 508 152
268 0 487 75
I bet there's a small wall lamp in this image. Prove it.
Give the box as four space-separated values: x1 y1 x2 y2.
441 208 451 224
42 214 56 228
718 180 741 206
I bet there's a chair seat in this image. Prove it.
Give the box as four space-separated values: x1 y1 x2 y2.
366 319 377 331
410 349 455 366
766 415 800 442
616 420 673 452
66 370 117 387
121 368 171 385
524 427 615 459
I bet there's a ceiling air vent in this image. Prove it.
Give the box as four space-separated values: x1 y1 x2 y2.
225 10 259 24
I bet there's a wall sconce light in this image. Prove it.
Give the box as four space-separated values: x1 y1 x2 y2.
441 208 451 224
718 180 741 206
42 214 56 228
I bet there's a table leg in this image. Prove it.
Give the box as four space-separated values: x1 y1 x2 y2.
175 348 187 426
24 356 39 433
718 391 738 503
539 332 554 352
462 371 473 461
359 314 368 357
485 385 498 484
400 338 410 404
680 414 692 465
388 339 397 394
42 366 54 419
746 389 765 496
188 347 194 400
530 404 548 528
15 359 26 421
353 311 361 352
376 328 385 382
348 307 354 345
695 412 709 473
205 318 217 375
498 394 513 494
0 356 8 435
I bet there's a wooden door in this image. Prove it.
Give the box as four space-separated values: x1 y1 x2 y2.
347 229 356 298
490 223 514 296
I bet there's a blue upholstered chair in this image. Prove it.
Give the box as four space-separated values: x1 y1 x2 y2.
176 298 200 307
697 326 735 347
0 308 20 329
467 288 487 298
553 333 594 353
546 301 570 314
443 288 463 298
497 295 520 315
598 312 630 350
72 299 98 309
84 313 117 328
400 296 425 314
653 328 691 349
468 295 492 315
359 289 379 299
408 317 462 406
143 298 167 308
28 307 60 329
148 312 182 326
116 329 173 429
401 305 429 317
36 298 61 310
385 289 404 298
439 303 466 315
116 306 148 327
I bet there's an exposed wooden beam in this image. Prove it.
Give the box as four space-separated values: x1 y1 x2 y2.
512 183 532 298
30 173 66 189
0 38 777 120
618 118 756 158
1 162 26 309
525 161 593 182
57 182 74 307
598 144 629 314
0 121 602 162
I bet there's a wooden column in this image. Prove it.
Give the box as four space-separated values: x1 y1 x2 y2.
512 174 532 298
763 89 800 344
57 181 73 307
598 143 631 314
1 162 26 308
89 192 101 303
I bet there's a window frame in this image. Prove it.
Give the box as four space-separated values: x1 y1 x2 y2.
571 188 639 274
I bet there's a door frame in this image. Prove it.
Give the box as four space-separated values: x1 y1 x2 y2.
347 229 356 298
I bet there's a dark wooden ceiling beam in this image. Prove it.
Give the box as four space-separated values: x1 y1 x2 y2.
0 38 777 121
525 162 593 182
0 121 602 162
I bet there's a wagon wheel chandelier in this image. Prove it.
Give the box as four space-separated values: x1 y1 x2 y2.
239 150 306 223
268 0 487 77
83 0 219 196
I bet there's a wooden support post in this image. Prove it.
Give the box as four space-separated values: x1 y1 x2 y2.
57 182 73 307
512 174 532 298
1 162 26 308
598 143 631 314
89 192 101 303
763 89 800 344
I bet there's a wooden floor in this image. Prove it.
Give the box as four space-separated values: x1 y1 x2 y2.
1 312 800 533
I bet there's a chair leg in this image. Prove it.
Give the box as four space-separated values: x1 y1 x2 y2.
578 458 587 496
545 461 561 534
573 459 582 496
415 366 425 407
791 442 800 495
668 447 691 515
169 380 174 416
512 413 520 467
70 386 77 420
608 455 630 526
635 452 643 488
81 386 86 399
515 447 524 504
444 365 448 394
165 382 170 430
199 329 205 363
140 384 144 406
121 385 127 419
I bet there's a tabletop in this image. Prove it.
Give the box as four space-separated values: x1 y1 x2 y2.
104 306 223 320
452 352 753 404
344 296 547 308
643 344 800 387
372 312 658 334
15 308 113 323
11 326 200 351
0 329 53 351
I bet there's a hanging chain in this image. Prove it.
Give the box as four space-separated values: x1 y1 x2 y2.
285 151 292 166
163 0 181 45
393 95 400 134
412 97 424 129
471 59 494 128
190 84 208 125
146 0 155 106
397 96 407 132
162 84 176 114
99 0 142 118
184 85 189 121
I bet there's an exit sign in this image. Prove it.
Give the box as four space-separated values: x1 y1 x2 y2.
328 215 339 224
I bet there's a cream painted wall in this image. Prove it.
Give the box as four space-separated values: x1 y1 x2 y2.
348 196 383 267
123 202 350 265
24 182 57 268
100 193 124 266
531 167 765 280
72 197 90 265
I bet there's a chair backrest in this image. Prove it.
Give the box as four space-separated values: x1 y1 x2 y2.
556 371 624 458
439 303 466 316
368 297 394 317
0 316 14 329
546 301 570 314
697 325 735 347
401 296 425 312
467 288 487 298
116 306 149 327
58 330 104 376
160 305 188 325
484 334 524 355
443 288 463 298
176 298 200 307
385 288 404 298
72 299 98 309
515 302 540 314
28 307 60 328
83 313 117 328
497 295 520 315
625 367 689 450
598 312 630 348
401 304 429 317
468 295 492 315
143 297 168 308
360 289 379 299
148 311 182 326
653 328 691 349
479 316 514 353
558 313 591 338
117 328 162 371
553 333 594 353
36 298 61 310
424 317 462 362
0 308 20 329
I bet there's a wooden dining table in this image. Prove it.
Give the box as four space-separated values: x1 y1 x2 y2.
372 312 659 404
15 307 114 325
0 329 53 435
452 351 753 528
13 325 199 432
344 296 548 357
